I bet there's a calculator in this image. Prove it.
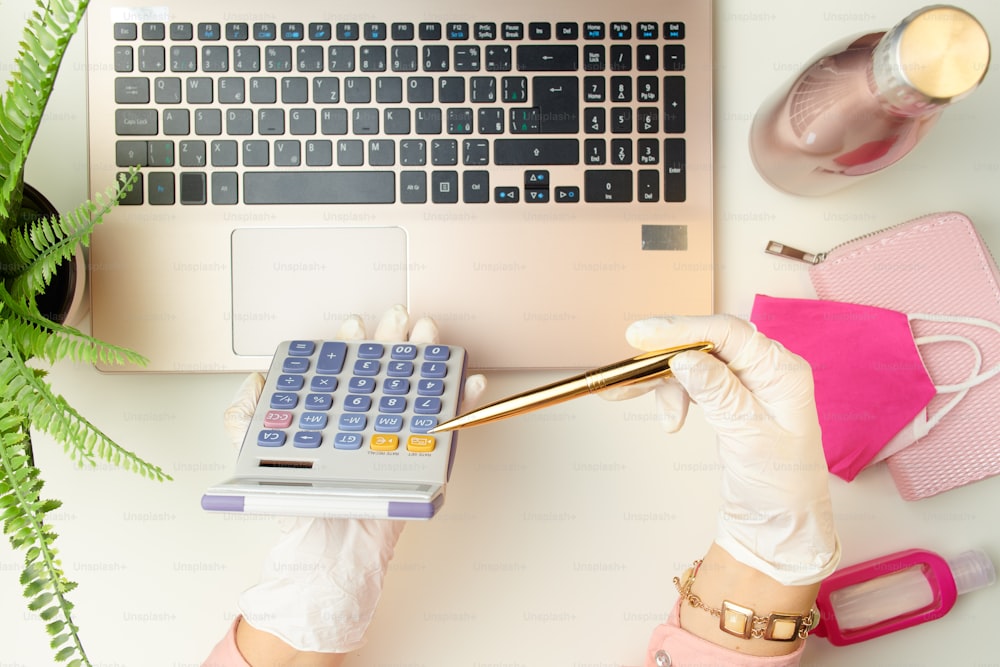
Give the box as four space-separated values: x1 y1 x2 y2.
202 339 468 519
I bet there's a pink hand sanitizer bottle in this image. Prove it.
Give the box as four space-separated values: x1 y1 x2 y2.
813 548 995 646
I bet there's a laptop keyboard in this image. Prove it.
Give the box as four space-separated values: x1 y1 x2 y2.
111 19 688 206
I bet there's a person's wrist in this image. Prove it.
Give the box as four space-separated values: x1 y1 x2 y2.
676 543 820 657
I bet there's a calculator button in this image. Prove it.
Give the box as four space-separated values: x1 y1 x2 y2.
335 433 363 449
343 395 372 411
378 396 406 413
282 357 310 373
339 414 367 430
310 375 338 392
407 435 436 452
305 394 333 410
371 434 399 451
294 432 323 448
257 430 286 446
374 414 404 432
414 397 442 414
390 344 418 360
410 416 438 433
263 410 293 428
317 341 347 373
299 413 328 429
270 392 298 408
383 378 410 395
287 340 316 356
276 374 305 390
387 361 414 377
420 362 447 378
358 343 385 358
354 359 381 376
417 379 444 396
424 345 451 361
348 377 377 393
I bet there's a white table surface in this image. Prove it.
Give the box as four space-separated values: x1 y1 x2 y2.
2 0 998 665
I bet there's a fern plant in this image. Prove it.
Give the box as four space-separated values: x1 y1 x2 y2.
0 0 170 664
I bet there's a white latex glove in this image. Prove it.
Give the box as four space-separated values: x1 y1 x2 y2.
224 305 486 653
618 314 841 586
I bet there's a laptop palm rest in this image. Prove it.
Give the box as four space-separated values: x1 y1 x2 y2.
231 226 408 357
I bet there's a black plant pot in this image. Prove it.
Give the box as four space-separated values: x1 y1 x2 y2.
19 183 85 326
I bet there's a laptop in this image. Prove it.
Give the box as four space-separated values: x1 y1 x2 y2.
84 0 714 372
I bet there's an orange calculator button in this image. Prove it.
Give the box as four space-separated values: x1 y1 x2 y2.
371 434 399 451
407 435 436 452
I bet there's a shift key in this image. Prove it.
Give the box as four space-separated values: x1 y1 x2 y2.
494 139 579 165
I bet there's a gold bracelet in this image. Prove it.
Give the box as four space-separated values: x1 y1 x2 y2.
672 560 820 642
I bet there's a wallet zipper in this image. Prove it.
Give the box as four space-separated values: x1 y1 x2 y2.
765 213 956 266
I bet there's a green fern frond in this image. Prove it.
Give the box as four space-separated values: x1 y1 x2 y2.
0 400 91 666
0 0 89 225
0 330 170 481
0 171 138 302
0 284 148 367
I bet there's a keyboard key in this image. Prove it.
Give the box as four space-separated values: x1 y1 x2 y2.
664 138 686 202
258 430 286 447
334 433 363 450
516 45 578 71
532 77 579 133
293 432 322 448
663 76 686 133
317 341 347 373
243 172 395 204
431 171 459 203
585 170 633 203
494 139 579 165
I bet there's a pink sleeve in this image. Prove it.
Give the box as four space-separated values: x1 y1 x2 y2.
201 617 252 667
644 600 806 667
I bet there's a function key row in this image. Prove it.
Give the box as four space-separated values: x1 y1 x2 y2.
115 21 687 43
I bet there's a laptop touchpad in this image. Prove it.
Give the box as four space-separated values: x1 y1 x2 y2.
231 227 408 357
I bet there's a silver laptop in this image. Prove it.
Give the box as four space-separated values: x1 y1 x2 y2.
84 0 714 372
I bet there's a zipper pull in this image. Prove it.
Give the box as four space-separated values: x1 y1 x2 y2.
765 241 827 265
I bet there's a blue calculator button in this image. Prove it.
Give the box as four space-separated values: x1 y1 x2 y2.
335 433 364 449
305 393 333 410
387 361 414 377
294 432 323 448
410 416 438 433
390 344 418 360
348 377 376 393
317 341 347 374
257 430 287 447
424 345 451 361
417 379 444 396
358 343 384 359
270 392 298 409
287 340 316 356
276 374 305 391
383 378 410 395
339 414 367 431
378 396 407 413
420 362 447 378
414 397 442 414
374 414 404 432
282 357 310 373
310 375 338 392
343 395 372 412
299 413 328 429
354 359 381 376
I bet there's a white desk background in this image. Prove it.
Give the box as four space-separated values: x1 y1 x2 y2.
2 1 999 665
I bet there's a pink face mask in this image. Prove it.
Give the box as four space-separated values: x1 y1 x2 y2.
750 294 936 481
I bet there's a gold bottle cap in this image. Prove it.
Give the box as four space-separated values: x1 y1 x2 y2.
899 5 990 99
873 5 990 113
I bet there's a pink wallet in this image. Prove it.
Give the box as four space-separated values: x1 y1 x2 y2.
771 212 1000 500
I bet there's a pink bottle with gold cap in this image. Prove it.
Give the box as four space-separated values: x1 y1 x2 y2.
750 5 990 196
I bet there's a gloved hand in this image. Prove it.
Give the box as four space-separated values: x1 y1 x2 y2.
224 305 486 653
613 314 840 586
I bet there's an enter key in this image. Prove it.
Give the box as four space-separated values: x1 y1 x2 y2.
532 76 579 134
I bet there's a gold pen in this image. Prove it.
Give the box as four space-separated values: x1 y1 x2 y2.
429 341 715 433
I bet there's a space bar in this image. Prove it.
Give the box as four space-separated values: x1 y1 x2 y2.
243 172 395 204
